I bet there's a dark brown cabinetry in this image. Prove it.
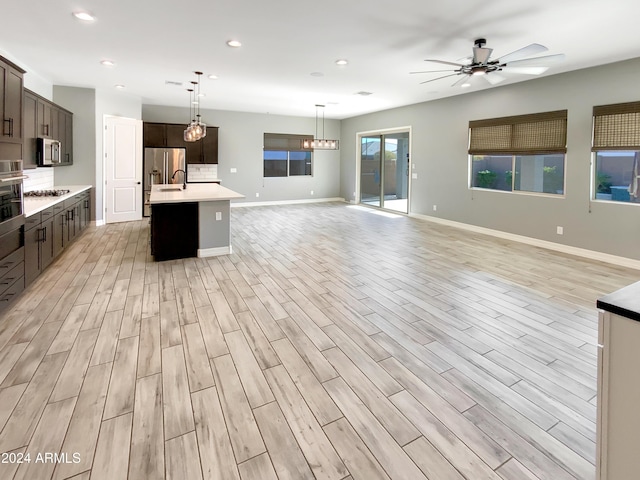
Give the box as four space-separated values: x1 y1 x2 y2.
23 88 73 168
25 189 91 287
143 122 218 164
0 55 25 161
23 90 38 169
60 110 73 165
151 202 198 261
24 208 54 287
0 222 24 313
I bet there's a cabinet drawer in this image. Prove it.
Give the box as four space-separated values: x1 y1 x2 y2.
25 213 41 231
0 246 24 276
53 202 65 214
0 261 23 296
0 275 24 311
41 207 54 220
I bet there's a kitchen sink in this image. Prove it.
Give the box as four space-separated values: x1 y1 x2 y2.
159 187 182 192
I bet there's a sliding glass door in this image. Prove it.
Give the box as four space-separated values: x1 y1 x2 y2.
359 130 410 213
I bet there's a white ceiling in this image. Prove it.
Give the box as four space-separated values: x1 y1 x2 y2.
2 0 639 119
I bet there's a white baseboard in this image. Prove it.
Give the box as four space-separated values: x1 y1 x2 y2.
198 246 232 257
411 213 640 271
231 197 344 208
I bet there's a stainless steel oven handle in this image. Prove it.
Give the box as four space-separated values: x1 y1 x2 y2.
0 175 29 183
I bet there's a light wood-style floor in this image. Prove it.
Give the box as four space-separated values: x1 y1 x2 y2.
0 202 637 480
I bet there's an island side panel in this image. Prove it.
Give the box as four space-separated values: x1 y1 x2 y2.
198 200 231 257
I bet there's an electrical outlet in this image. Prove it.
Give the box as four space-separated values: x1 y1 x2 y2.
230 168 237 173
412 173 418 179
215 212 222 221
433 205 437 211
556 226 563 235
255 192 260 198
310 190 314 195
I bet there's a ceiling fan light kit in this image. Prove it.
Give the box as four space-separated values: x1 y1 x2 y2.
412 38 565 88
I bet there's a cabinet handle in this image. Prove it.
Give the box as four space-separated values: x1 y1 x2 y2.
2 119 10 137
38 227 45 242
43 226 47 242
0 261 13 269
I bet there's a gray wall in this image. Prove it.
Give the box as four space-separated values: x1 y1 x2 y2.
340 58 640 260
142 105 341 203
51 86 142 222
52 86 96 192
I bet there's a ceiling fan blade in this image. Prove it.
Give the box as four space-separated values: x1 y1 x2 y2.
451 75 472 87
419 73 460 84
424 59 466 67
484 73 506 85
502 66 549 75
409 69 456 74
503 53 566 67
497 43 548 64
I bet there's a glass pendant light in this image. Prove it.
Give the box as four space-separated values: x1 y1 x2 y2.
184 71 207 142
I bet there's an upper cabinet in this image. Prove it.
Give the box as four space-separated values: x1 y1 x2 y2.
23 90 38 169
23 88 73 169
143 121 218 164
0 55 25 161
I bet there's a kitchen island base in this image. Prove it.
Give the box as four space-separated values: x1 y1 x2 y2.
149 183 244 261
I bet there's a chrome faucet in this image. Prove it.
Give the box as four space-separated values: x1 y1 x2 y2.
171 169 187 189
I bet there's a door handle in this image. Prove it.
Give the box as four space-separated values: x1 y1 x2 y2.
137 181 141 185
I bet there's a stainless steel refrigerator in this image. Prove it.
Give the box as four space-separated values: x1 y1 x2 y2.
143 147 186 217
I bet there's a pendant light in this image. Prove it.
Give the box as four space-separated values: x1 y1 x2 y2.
183 71 207 142
303 104 339 150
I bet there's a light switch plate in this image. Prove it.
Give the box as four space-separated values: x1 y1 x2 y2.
215 212 222 221
230 168 237 173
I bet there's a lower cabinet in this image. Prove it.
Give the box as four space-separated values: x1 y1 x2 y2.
0 226 24 313
24 188 92 287
24 208 54 287
151 202 198 261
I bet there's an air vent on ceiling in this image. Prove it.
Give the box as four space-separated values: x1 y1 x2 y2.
165 80 183 87
355 91 373 96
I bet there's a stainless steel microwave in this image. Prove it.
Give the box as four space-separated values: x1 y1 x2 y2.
37 138 61 166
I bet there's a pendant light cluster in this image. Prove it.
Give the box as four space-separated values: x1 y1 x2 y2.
303 105 339 150
184 71 207 142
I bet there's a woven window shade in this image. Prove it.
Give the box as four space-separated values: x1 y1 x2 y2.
264 133 312 151
469 110 567 155
592 102 640 151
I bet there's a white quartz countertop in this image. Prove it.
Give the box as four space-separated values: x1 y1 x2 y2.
149 183 245 204
24 185 92 217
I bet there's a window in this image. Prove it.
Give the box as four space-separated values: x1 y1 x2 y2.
263 133 312 177
469 110 567 195
592 102 640 203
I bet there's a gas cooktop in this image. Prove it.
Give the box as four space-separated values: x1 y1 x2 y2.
24 189 71 197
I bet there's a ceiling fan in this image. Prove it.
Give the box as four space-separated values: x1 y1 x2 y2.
411 38 565 87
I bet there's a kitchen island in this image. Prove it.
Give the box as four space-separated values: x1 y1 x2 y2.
148 183 244 260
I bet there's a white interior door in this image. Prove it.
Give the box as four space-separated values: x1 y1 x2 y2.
105 116 142 223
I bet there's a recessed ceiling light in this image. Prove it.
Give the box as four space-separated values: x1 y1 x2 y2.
197 93 206 97
310 72 324 77
208 74 218 80
114 85 125 89
73 11 95 22
101 60 116 67
335 59 348 66
226 40 242 48
461 83 471 88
